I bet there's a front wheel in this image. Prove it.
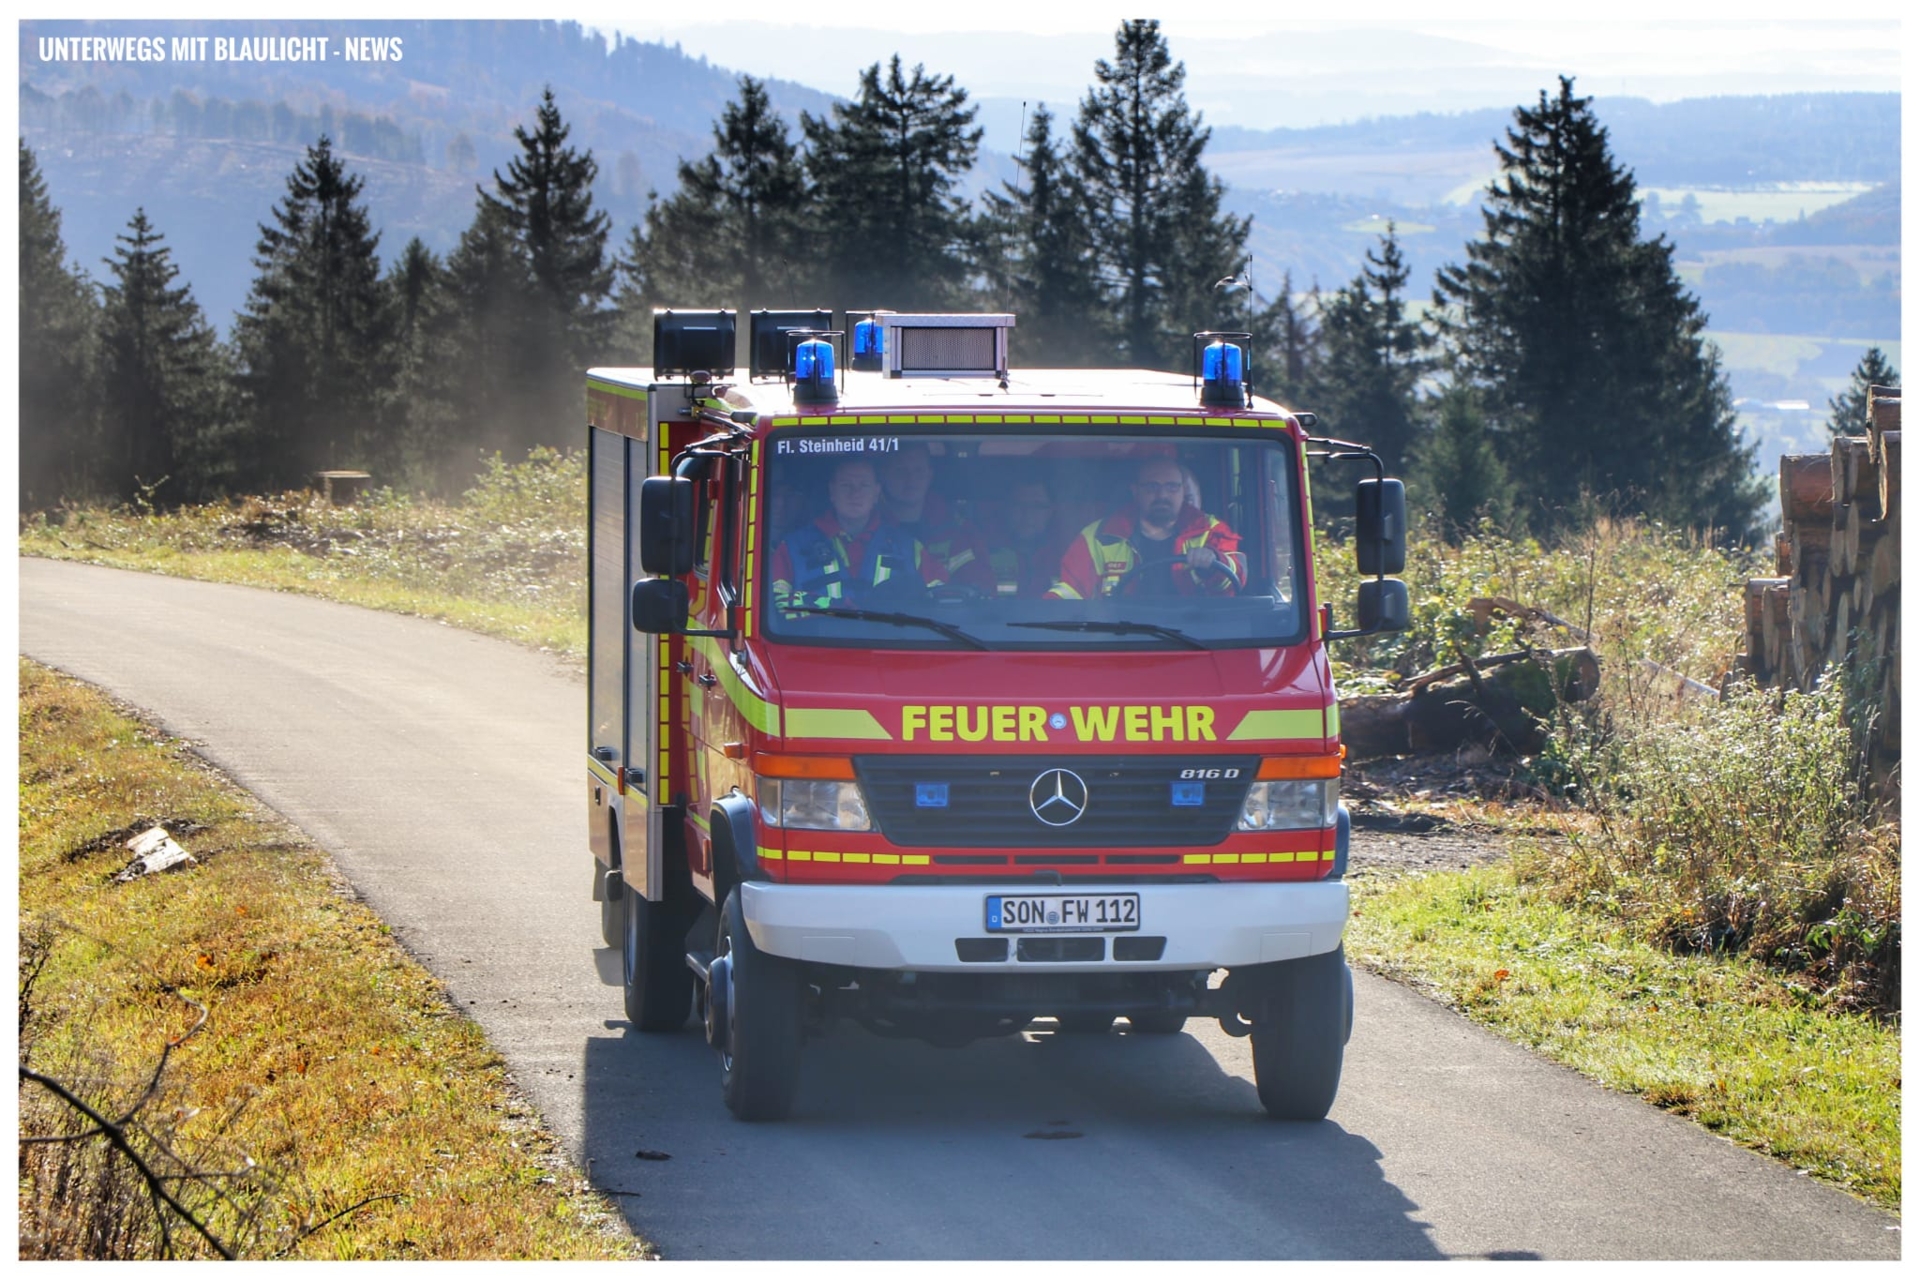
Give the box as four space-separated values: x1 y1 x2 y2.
622 882 692 1031
1249 946 1352 1121
715 888 804 1121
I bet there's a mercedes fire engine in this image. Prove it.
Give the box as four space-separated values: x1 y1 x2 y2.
586 309 1408 1121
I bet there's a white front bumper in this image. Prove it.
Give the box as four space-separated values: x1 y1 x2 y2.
739 880 1348 972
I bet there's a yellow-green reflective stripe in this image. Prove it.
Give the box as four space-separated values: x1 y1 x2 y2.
587 378 648 401
689 635 781 734
757 845 783 861
688 810 711 832
1176 851 1328 864
587 757 621 790
784 850 928 865
1226 708 1329 741
1326 702 1342 737
785 707 893 740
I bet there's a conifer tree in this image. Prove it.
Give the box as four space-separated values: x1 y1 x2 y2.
384 237 459 489
233 135 397 488
1826 346 1899 437
19 141 99 507
1308 226 1429 477
1070 20 1248 370
1432 78 1765 537
979 104 1106 366
480 87 615 372
1252 271 1320 409
619 76 813 325
1409 385 1515 541
439 200 540 473
98 209 236 502
802 55 982 310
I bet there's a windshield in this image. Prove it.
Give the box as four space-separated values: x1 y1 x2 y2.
760 429 1306 649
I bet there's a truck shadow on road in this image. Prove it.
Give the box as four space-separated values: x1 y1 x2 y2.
578 995 1448 1260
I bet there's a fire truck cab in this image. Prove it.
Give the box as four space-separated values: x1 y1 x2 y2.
586 309 1407 1121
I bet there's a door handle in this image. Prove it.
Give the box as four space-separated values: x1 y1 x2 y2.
697 672 719 688
674 660 694 675
592 745 618 762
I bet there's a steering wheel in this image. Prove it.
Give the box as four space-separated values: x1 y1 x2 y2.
1103 555 1185 597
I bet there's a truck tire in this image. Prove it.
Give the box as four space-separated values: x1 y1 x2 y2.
1127 1012 1187 1035
623 885 692 1032
600 885 623 949
1249 946 1351 1121
716 888 804 1121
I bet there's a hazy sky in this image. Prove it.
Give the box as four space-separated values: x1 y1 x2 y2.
587 1 1903 134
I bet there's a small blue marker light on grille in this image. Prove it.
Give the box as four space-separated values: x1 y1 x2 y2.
915 782 950 808
1170 781 1205 807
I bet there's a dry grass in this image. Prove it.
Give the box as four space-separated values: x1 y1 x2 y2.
17 659 646 1259
18 448 588 664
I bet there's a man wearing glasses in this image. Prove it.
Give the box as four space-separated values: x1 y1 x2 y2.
1047 456 1245 601
771 457 948 612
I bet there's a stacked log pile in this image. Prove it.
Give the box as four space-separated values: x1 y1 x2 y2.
1737 386 1900 804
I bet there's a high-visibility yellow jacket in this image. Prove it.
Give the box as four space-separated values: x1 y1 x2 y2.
1046 506 1246 600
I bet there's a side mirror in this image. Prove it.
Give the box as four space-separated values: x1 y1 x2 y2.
1355 477 1406 576
632 577 689 635
1357 578 1410 633
639 476 695 577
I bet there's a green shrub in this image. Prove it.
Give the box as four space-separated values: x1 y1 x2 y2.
1519 682 1899 1017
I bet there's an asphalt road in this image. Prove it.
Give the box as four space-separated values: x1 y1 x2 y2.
19 559 1901 1260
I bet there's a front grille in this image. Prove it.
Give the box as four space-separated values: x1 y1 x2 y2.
855 754 1257 848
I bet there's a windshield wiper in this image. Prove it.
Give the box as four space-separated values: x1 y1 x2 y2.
1007 619 1208 650
785 605 990 650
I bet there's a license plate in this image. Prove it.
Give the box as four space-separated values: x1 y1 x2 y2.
985 893 1140 933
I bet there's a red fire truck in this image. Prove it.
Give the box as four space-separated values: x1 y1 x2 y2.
586 309 1407 1121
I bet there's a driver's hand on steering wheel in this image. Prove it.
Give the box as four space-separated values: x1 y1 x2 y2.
1185 545 1218 574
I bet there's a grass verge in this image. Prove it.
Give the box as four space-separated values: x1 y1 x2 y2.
1346 862 1900 1212
17 658 645 1259
19 449 587 664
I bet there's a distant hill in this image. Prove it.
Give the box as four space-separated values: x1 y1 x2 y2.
1210 93 1900 199
19 18 1900 361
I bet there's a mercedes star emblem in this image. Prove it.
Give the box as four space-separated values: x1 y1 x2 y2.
1029 767 1090 826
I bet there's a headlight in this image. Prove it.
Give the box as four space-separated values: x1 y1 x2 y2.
756 777 872 831
1237 778 1338 831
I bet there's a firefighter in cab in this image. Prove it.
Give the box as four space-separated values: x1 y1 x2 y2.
1048 456 1246 600
771 457 947 611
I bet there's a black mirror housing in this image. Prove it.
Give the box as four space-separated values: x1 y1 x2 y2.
1355 477 1407 576
639 475 695 577
632 577 690 634
1357 578 1410 633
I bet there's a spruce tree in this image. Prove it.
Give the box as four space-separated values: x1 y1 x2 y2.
233 135 397 488
1070 20 1248 370
1252 271 1320 409
978 104 1105 365
1409 385 1515 541
1432 78 1765 537
1308 225 1429 477
480 87 615 372
385 237 458 489
439 200 540 473
99 209 236 503
619 76 812 326
802 55 982 310
19 141 99 508
1826 346 1899 437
